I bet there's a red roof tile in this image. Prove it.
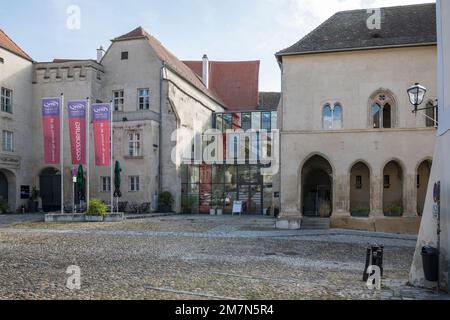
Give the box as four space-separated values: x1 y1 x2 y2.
183 60 260 111
0 29 33 61
113 27 225 107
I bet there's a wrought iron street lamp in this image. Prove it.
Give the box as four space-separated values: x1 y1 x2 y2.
407 83 427 113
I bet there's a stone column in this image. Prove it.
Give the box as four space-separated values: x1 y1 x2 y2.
404 173 418 217
371 174 384 217
333 174 351 217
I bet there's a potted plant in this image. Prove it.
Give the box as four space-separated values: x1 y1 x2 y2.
210 193 223 216
181 196 194 214
0 197 9 214
319 201 331 218
386 205 403 217
352 207 370 217
159 192 174 213
86 199 107 222
27 187 40 213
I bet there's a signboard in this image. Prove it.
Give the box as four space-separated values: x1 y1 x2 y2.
232 201 243 215
92 104 111 167
68 100 87 165
42 98 61 164
433 182 441 219
20 186 30 199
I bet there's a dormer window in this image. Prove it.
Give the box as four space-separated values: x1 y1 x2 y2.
121 51 129 60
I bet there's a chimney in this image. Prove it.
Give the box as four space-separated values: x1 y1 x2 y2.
97 46 105 63
202 54 209 88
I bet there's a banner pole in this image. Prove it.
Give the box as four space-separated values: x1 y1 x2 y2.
60 93 64 214
110 101 114 214
86 97 91 212
72 167 75 214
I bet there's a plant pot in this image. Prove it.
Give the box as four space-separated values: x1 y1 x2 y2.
27 200 38 213
216 208 223 216
85 215 104 222
210 209 216 216
159 205 172 213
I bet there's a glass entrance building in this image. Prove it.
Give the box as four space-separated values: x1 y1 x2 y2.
181 111 278 215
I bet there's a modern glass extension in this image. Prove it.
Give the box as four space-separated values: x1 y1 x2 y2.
181 111 278 215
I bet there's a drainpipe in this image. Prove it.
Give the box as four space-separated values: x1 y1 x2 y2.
158 62 165 199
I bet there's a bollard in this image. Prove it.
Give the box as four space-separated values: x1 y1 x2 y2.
363 244 384 281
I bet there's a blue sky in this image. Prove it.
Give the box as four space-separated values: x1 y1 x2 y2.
1 0 435 91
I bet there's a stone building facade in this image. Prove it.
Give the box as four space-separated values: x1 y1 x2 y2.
0 29 34 212
1 27 225 213
275 3 438 233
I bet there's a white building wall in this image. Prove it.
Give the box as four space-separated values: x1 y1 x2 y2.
0 47 34 211
410 0 450 292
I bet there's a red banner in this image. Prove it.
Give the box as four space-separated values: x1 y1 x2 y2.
92 104 111 167
42 98 61 164
68 100 87 165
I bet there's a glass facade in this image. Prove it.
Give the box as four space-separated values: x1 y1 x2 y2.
182 111 277 215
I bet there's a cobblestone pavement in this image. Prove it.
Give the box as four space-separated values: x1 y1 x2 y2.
0 214 448 300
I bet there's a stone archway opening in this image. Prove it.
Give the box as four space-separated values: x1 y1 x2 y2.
301 155 333 217
417 160 432 216
350 162 371 217
0 169 16 212
383 160 404 216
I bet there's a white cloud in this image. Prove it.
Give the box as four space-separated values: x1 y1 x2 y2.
259 0 435 91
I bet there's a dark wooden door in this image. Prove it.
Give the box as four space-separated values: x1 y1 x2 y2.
0 172 8 202
40 174 61 212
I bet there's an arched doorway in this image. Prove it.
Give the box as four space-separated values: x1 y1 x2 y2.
0 171 8 203
39 167 61 212
0 169 16 212
350 162 371 217
383 160 404 216
301 155 333 217
417 160 432 216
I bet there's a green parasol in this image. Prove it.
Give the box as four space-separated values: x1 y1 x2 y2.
76 165 85 201
114 161 122 198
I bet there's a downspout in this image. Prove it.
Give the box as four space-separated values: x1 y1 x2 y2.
159 62 165 198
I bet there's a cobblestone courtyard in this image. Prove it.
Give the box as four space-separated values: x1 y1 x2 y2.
0 214 447 300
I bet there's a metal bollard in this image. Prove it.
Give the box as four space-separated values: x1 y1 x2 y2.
363 244 384 281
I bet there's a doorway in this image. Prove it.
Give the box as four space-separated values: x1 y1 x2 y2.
39 168 61 212
301 155 333 217
0 171 8 203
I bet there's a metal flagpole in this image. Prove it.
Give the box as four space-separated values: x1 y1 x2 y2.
110 101 114 214
86 97 91 211
60 93 64 214
72 167 75 214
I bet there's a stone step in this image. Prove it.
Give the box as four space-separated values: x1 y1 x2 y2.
301 217 331 230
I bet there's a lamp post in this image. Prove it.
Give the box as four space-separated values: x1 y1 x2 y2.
407 83 439 127
407 83 427 113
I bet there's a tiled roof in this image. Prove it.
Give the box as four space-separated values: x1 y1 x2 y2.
113 27 225 107
183 60 260 111
0 29 33 61
259 92 280 111
277 3 436 58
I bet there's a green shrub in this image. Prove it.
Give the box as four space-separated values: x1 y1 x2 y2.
0 197 9 214
181 196 194 209
159 192 174 207
389 206 403 215
87 199 107 216
358 207 370 215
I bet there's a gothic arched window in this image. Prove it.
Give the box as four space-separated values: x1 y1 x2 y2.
323 103 343 130
370 92 395 129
